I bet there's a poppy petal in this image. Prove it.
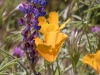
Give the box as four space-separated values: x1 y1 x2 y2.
48 12 59 28
56 32 68 44
35 38 55 62
37 44 54 62
59 18 70 29
38 17 48 34
53 34 67 61
95 50 100 74
82 54 97 70
35 37 43 45
44 31 59 48
38 16 47 25
47 24 58 32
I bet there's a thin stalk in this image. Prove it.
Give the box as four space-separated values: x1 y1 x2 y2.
73 66 76 75
73 59 77 75
86 33 92 53
76 0 92 53
52 63 54 75
53 66 58 75
31 66 37 75
0 49 29 75
76 0 84 24
78 28 85 49
47 64 51 75
56 59 61 75
25 51 38 75
67 43 76 75
81 65 87 75
12 64 14 74
70 55 76 75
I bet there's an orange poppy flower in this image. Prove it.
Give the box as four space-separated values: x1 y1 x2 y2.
82 50 100 74
34 12 70 62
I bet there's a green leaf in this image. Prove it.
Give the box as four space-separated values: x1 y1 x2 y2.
0 58 18 71
95 12 100 17
14 72 26 75
86 11 92 23
72 15 82 20
63 64 72 73
73 53 80 66
84 4 100 13
0 58 8 68
11 31 21 34
0 72 8 75
38 65 45 72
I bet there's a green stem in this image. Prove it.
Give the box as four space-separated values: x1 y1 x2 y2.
81 65 87 75
71 56 76 75
73 64 76 75
53 66 57 75
47 64 51 75
76 0 84 24
0 49 29 75
52 63 54 75
76 0 93 53
86 33 92 53
56 59 61 75
67 44 76 75
78 28 85 51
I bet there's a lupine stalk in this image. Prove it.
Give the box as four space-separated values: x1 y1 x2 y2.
18 0 47 75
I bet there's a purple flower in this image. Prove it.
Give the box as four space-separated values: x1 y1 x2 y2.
92 26 100 32
19 6 25 12
12 47 25 58
18 0 47 65
18 18 24 25
28 31 39 41
40 0 47 6
27 0 47 6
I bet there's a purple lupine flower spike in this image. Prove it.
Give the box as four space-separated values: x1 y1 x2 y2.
18 0 47 74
